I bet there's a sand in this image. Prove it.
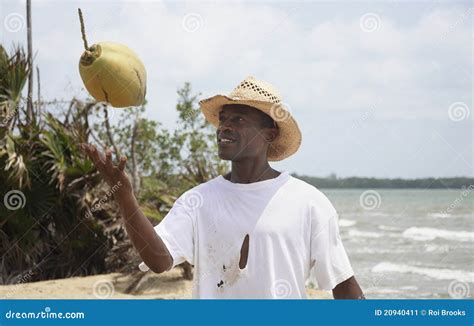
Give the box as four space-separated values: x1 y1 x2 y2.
0 268 332 299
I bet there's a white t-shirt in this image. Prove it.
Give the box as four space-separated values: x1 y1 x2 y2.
139 171 354 298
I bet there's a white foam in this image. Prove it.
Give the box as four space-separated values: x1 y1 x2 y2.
339 219 356 227
428 213 451 218
403 227 474 242
378 225 402 231
354 247 406 254
348 229 383 238
372 262 474 283
424 244 450 253
367 212 391 217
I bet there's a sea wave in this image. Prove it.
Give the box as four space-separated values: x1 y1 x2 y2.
367 212 392 217
423 243 450 253
353 247 407 254
378 225 403 231
339 219 356 227
402 227 474 242
428 213 451 218
372 262 474 283
348 229 383 238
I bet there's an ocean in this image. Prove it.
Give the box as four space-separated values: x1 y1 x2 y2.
318 188 473 299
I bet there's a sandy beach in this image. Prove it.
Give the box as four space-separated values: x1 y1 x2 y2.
1 268 331 299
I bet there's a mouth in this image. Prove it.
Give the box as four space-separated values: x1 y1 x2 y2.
218 138 237 145
217 135 237 145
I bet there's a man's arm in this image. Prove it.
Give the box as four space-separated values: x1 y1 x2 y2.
117 191 173 273
332 276 365 299
81 144 173 273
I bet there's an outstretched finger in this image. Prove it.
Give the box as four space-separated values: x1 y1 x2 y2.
105 149 113 166
118 156 127 172
81 144 96 162
88 145 105 170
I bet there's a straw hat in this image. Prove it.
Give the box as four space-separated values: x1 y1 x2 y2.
199 76 302 161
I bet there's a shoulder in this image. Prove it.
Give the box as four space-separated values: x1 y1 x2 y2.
287 175 337 219
287 176 334 204
167 178 221 221
175 176 221 204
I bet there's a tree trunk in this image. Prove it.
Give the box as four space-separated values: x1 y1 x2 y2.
26 0 34 124
130 115 140 194
36 65 41 125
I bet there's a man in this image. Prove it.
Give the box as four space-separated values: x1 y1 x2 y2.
81 76 364 299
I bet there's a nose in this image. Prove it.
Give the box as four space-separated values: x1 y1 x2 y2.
218 117 234 132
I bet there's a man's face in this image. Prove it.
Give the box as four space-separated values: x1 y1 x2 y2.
216 104 278 161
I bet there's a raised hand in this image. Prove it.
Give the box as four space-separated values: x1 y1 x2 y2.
80 143 133 200
79 143 173 273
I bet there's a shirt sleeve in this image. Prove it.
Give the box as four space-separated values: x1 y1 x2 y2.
309 195 354 291
138 190 196 272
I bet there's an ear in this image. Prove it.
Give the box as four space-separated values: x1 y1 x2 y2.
265 128 279 143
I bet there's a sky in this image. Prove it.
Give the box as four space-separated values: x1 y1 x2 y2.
1 0 472 178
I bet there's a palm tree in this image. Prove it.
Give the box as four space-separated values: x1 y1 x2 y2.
0 44 120 283
0 45 30 133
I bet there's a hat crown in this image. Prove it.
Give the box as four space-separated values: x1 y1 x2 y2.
229 76 281 104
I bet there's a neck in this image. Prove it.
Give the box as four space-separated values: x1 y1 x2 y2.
226 157 280 184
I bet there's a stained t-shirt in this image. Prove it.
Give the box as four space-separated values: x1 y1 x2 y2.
139 172 354 298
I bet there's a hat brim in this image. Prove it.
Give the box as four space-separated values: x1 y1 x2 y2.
199 95 302 161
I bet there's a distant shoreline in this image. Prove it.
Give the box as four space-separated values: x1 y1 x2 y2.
292 174 474 189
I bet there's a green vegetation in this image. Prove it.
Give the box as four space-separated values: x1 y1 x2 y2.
0 44 226 284
293 174 473 189
1 42 471 285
